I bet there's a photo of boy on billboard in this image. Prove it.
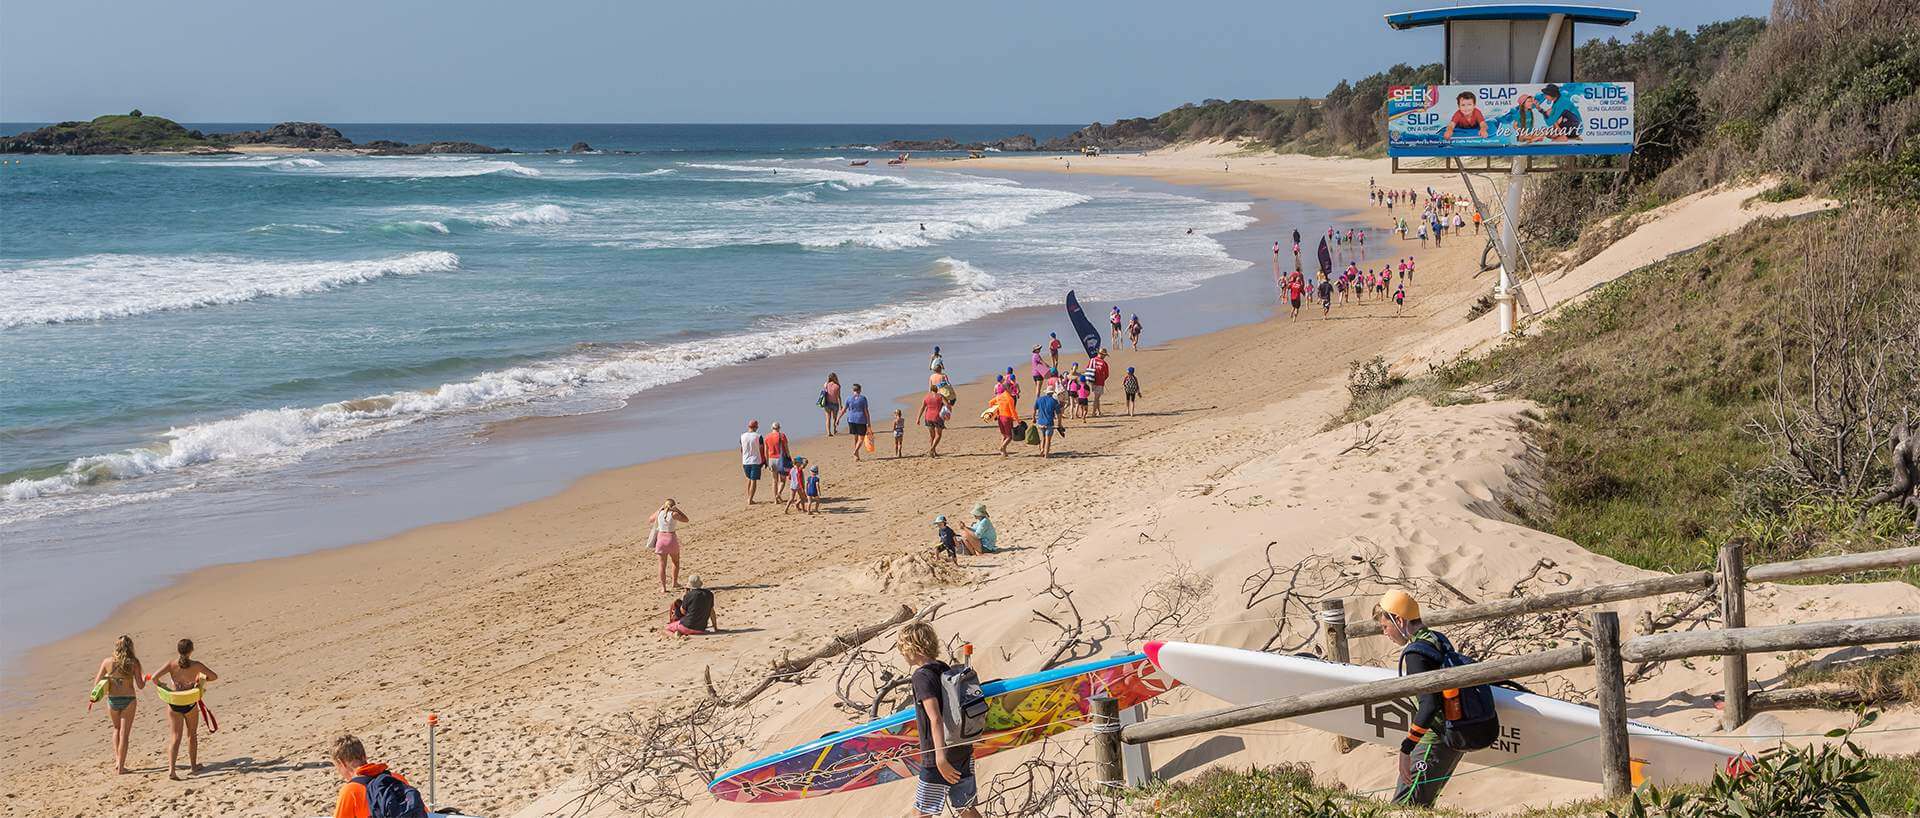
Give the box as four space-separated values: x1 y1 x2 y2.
1442 90 1487 140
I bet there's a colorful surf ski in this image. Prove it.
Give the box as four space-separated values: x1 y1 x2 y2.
708 652 1176 803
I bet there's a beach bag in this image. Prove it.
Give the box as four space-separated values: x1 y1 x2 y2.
1025 423 1040 445
865 435 876 453
353 770 429 818
938 384 957 405
1011 420 1028 440
939 664 989 742
816 390 828 408
979 406 996 423
1401 632 1500 752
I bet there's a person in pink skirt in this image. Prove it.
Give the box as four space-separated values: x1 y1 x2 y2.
649 498 691 594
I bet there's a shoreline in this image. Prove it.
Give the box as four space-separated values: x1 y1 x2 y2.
2 147 1484 817
0 166 1297 664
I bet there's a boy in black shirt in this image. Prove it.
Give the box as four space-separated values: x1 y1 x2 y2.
898 621 978 817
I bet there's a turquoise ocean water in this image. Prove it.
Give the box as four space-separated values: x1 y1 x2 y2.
0 124 1292 663
1 125 1264 515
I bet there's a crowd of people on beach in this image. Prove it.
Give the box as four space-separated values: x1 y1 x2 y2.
79 180 1460 818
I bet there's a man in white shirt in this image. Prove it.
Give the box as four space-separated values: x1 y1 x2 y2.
740 420 765 506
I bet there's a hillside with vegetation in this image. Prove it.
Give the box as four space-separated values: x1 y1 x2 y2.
1346 0 1920 585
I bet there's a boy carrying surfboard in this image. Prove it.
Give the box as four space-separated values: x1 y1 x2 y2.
897 622 982 818
1374 590 1500 808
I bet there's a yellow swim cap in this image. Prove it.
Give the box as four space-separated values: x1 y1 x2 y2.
1378 590 1421 621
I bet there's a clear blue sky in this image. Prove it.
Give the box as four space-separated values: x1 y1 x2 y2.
0 0 1769 124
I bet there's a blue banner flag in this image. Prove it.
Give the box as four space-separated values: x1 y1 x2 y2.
1317 237 1331 278
1065 291 1103 358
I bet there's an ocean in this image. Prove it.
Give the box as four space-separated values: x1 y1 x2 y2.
0 123 1313 663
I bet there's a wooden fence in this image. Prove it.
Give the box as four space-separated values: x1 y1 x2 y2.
1101 544 1920 797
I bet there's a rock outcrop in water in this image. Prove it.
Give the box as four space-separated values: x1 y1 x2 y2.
216 121 354 149
1 112 510 155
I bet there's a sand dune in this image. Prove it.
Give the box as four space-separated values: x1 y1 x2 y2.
6 143 1898 818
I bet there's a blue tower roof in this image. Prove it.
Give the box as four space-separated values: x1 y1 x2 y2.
1385 4 1639 30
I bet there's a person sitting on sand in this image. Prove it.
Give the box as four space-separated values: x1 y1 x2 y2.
90 635 144 774
330 734 427 818
649 498 690 593
966 504 998 553
667 575 718 636
152 638 218 780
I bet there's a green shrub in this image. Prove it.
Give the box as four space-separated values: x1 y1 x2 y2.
1609 712 1890 818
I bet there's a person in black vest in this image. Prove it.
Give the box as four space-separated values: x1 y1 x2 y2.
1374 589 1489 808
666 575 716 636
897 621 979 818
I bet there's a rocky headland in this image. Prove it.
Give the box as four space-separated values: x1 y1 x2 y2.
0 112 509 155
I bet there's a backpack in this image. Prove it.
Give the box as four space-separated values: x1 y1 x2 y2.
353 770 429 818
1400 631 1500 752
939 664 988 742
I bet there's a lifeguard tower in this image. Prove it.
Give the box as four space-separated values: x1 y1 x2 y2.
1383 4 1639 335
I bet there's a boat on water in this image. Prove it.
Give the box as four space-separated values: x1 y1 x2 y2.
849 159 869 167
885 152 908 166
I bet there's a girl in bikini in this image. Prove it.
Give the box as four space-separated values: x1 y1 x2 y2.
90 635 144 774
153 638 219 780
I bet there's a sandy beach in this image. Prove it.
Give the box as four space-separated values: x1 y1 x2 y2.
2 143 1888 818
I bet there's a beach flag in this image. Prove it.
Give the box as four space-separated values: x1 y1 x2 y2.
1065 291 1103 358
1317 237 1332 278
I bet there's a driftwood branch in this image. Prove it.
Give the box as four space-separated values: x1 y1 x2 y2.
708 603 916 707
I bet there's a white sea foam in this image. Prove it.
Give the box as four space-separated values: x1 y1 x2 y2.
4 163 1261 522
146 155 543 179
556 158 581 164
937 257 997 290
0 251 460 327
1 263 1022 511
247 222 348 235
376 203 574 232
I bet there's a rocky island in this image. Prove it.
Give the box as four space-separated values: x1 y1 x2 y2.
0 111 509 155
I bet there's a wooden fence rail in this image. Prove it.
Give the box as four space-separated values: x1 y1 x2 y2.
1124 613 1920 797
1321 544 1920 735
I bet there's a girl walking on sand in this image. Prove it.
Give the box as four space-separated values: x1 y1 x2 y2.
89 636 144 774
1128 314 1143 350
891 409 906 458
152 639 218 780
650 498 690 593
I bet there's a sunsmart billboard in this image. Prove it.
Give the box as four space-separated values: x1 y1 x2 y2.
1387 82 1635 157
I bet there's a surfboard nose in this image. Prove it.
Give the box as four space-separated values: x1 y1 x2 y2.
1142 640 1164 668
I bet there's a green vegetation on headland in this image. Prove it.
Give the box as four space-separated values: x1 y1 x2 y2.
1339 0 1920 586
0 111 507 155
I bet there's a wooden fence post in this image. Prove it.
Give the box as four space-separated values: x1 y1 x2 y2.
1718 542 1750 730
1590 611 1632 798
1119 703 1153 787
1090 695 1122 789
1318 599 1360 753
